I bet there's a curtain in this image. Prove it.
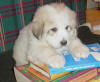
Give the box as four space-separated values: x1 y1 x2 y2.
0 0 87 53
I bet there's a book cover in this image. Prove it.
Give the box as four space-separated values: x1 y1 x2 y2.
30 43 100 75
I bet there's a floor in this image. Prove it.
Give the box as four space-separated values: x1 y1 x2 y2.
86 8 100 26
86 9 100 35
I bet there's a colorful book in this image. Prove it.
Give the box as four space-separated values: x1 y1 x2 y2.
30 43 100 76
14 64 84 82
14 64 99 82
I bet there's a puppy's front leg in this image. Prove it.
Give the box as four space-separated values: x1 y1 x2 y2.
68 38 89 60
38 47 65 68
27 42 65 68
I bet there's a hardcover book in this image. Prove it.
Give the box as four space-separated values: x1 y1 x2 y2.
30 43 100 76
14 64 81 82
14 65 98 82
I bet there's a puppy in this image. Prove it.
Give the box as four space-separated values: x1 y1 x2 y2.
13 3 89 68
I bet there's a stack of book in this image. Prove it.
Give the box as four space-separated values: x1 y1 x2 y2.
14 43 100 82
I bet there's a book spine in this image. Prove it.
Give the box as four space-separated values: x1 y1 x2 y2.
61 68 98 82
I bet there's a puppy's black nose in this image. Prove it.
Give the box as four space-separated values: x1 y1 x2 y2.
60 40 67 46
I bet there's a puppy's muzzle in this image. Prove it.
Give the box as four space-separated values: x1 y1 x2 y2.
60 40 67 46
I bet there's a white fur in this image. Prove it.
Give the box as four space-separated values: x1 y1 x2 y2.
13 3 89 68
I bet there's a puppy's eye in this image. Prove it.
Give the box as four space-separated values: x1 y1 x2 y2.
51 27 57 32
65 25 69 30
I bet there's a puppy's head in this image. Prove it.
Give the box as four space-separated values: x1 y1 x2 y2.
32 3 77 49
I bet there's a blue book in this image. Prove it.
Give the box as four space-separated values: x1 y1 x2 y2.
30 43 100 78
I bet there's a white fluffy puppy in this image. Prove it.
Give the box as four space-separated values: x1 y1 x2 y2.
13 3 89 68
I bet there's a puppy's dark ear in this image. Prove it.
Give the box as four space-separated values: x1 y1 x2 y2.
31 20 44 39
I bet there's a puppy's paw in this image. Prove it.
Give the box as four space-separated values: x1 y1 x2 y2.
72 45 89 60
48 55 65 69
